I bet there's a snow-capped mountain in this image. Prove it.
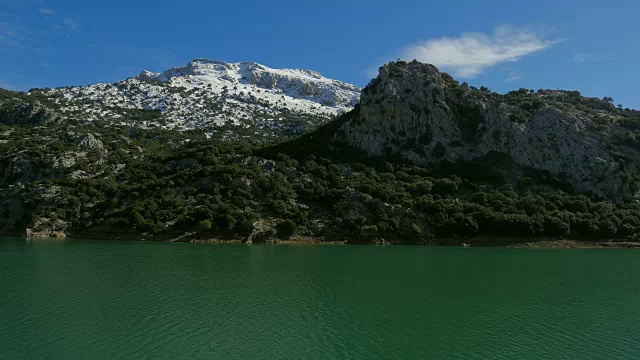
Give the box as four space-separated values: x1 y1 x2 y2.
31 59 361 134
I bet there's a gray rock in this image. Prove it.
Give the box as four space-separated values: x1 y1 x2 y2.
77 133 108 157
333 61 640 200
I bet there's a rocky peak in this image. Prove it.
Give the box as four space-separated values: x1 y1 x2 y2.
136 58 360 108
333 61 640 200
21 58 361 133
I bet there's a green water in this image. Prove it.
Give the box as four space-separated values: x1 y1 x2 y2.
1 238 639 359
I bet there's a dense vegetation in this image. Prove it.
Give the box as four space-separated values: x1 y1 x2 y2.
2 114 640 244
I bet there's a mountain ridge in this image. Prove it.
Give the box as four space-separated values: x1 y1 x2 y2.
1 58 361 137
2 60 640 244
134 58 359 109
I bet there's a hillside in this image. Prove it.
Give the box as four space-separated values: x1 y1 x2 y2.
1 61 640 244
332 61 640 200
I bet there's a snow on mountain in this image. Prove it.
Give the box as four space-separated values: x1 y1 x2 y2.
33 59 361 134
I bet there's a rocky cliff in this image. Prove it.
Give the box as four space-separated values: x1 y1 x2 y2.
332 61 640 200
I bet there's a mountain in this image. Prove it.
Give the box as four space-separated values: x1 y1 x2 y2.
1 59 361 136
2 60 640 245
331 61 640 200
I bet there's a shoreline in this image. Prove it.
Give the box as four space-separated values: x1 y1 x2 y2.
507 240 640 249
5 232 640 249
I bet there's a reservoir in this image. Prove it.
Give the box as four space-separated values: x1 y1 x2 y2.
1 237 639 359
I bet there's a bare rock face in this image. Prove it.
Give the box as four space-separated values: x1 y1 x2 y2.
78 133 107 155
333 61 640 200
134 58 360 115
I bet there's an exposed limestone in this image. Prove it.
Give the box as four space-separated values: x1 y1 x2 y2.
77 133 108 157
138 59 360 109
53 155 76 169
333 61 640 200
246 219 277 243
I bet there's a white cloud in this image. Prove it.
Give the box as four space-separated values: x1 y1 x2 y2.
38 8 54 15
400 25 563 78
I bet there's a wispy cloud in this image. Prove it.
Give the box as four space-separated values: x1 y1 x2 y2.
568 52 612 64
39 8 54 15
400 25 563 78
0 18 26 48
363 65 381 80
505 73 522 83
63 17 79 31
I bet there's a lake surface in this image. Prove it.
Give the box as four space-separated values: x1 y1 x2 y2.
1 237 639 359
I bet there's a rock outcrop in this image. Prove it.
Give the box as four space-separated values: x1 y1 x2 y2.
245 219 277 243
26 217 67 238
78 133 108 157
333 61 640 200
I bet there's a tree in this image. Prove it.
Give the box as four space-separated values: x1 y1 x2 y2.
198 219 212 231
276 220 297 239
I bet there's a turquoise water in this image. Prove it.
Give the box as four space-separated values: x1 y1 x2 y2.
1 237 639 359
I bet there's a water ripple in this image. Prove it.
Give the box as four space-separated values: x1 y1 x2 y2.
2 239 640 359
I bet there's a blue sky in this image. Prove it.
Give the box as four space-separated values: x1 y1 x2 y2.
1 0 638 108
